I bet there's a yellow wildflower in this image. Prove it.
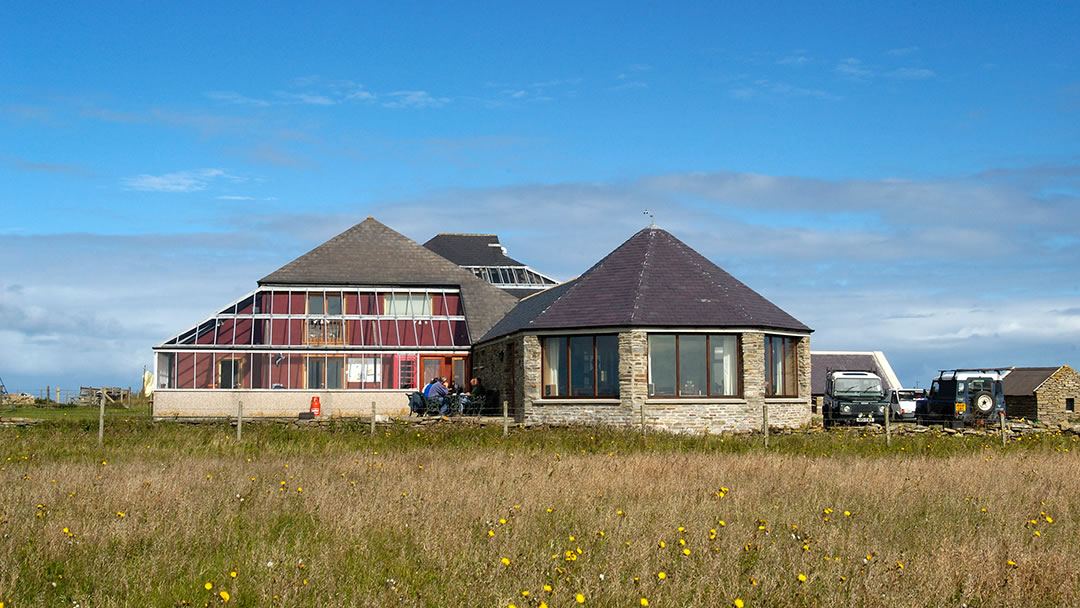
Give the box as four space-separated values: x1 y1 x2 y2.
204 582 213 590
575 593 585 603
501 557 511 566
797 573 807 582
219 591 230 602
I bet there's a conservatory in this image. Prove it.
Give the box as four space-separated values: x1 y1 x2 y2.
152 218 519 417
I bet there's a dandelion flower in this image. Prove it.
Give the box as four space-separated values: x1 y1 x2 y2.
657 572 667 580
501 557 511 566
204 582 213 590
843 511 851 517
230 571 237 578
733 600 744 608
1046 516 1053 523
488 530 495 537
219 591 230 602
521 590 530 597
640 598 649 606
682 548 691 556
797 573 807 582
539 603 548 608
575 593 585 603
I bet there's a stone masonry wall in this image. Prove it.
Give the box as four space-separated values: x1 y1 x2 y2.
521 330 812 434
1034 365 1080 424
471 336 520 418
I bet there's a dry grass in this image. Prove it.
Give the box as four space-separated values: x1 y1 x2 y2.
1 421 1078 607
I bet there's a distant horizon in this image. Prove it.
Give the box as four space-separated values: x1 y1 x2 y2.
2 2 1077 395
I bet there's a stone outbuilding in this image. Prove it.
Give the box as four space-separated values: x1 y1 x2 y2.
471 226 813 434
1004 366 1080 423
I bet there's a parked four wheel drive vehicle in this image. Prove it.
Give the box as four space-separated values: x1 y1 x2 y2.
823 370 890 427
915 369 1009 427
889 388 926 421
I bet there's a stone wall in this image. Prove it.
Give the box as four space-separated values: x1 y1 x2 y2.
1034 365 1080 424
471 335 527 419
153 389 411 418
518 329 812 434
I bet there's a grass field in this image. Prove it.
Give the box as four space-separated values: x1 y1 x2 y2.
1 420 1078 607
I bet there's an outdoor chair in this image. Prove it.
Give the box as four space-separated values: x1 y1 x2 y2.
463 394 486 417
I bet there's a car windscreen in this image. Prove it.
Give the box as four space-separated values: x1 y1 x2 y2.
834 378 883 396
930 380 956 399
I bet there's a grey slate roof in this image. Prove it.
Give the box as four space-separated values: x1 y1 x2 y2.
478 226 811 343
422 233 526 266
1003 367 1059 396
259 218 520 341
811 352 901 395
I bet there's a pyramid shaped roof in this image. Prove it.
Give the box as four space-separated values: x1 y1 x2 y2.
259 217 520 340
479 227 810 342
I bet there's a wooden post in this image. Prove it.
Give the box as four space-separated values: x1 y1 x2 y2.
999 411 1006 448
640 403 646 437
502 400 509 438
236 400 243 441
56 386 60 403
885 405 891 447
97 390 105 447
370 400 376 436
762 404 769 449
46 385 50 403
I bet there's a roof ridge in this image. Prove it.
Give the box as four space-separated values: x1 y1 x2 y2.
629 229 654 321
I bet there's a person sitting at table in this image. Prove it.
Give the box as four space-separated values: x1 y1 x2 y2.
428 376 450 414
422 377 440 398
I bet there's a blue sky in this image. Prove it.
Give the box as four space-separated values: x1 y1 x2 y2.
1 2 1078 393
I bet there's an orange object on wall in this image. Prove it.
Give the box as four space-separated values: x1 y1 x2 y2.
310 395 321 416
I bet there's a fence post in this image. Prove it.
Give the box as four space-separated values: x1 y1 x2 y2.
762 403 769 449
502 400 509 438
885 405 891 447
370 400 376 436
640 403 646 437
56 386 60 403
97 390 105 447
999 411 1006 448
236 399 243 441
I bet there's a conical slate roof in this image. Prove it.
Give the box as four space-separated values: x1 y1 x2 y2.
259 218 520 341
479 227 810 342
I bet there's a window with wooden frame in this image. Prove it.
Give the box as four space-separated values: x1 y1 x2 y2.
541 335 619 398
217 356 244 389
764 335 799 397
306 292 344 346
306 355 344 389
647 334 741 397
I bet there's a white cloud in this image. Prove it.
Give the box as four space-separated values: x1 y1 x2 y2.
835 58 872 79
382 91 451 109
9 165 1079 393
887 67 935 79
121 169 238 193
204 91 272 106
276 91 336 106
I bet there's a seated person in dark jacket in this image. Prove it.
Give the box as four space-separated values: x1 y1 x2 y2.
424 376 448 414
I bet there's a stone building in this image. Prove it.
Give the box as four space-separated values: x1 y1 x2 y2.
471 226 813 434
1004 366 1080 423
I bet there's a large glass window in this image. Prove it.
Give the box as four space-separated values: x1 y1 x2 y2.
764 335 799 397
385 293 432 316
649 334 741 397
542 335 619 398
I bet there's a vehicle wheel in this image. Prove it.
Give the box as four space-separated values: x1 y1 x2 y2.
972 391 994 416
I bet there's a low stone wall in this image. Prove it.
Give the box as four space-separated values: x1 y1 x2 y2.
153 390 412 418
524 399 809 434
